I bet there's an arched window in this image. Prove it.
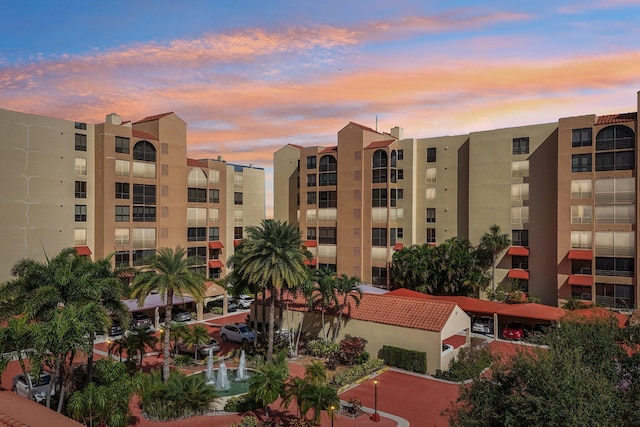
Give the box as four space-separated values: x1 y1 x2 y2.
319 155 337 186
390 150 397 168
595 125 635 171
133 141 157 162
188 168 208 187
373 150 387 183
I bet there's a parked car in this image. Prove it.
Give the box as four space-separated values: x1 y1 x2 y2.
107 321 124 337
172 308 192 322
175 337 220 358
219 323 255 344
130 311 153 329
503 322 529 340
206 298 238 312
12 372 57 403
233 294 254 309
472 316 495 334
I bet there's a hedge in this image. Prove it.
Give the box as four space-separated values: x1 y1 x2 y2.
379 345 427 374
330 358 385 387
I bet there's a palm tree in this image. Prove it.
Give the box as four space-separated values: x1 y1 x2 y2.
313 268 339 343
0 317 34 394
127 326 159 371
332 274 363 342
479 224 511 292
169 321 191 355
300 382 339 425
227 219 308 361
130 246 206 382
281 376 308 419
185 324 211 360
291 277 315 356
248 358 288 423
304 361 327 385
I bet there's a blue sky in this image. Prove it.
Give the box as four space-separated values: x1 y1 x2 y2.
2 0 640 215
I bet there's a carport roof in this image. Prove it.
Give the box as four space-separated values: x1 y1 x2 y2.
387 288 505 315
496 303 566 321
124 294 194 312
564 306 628 328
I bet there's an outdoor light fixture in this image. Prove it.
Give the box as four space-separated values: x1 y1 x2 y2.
371 379 381 422
330 405 335 427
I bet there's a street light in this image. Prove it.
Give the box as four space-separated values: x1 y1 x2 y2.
371 379 380 422
330 405 335 427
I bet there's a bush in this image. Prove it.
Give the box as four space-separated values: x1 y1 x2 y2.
223 393 259 412
210 307 223 315
330 358 385 387
230 415 259 427
433 345 493 382
172 355 193 367
379 345 427 374
338 335 368 365
306 340 340 358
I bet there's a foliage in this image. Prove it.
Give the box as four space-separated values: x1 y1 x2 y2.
304 361 327 385
172 354 193 367
338 335 368 366
127 326 159 370
479 224 511 293
248 354 289 421
140 370 218 421
312 268 339 343
306 339 340 358
224 393 259 412
330 359 385 387
379 345 427 374
288 418 314 427
300 382 339 425
434 345 493 382
230 415 260 427
210 306 223 315
332 274 363 342
562 298 584 310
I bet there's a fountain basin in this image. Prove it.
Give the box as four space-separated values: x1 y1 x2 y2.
195 368 256 411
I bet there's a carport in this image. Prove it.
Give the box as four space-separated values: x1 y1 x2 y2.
496 303 566 339
123 294 195 327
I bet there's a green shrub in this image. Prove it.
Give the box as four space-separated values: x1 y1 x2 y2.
434 345 493 382
172 354 193 367
224 393 259 412
379 345 427 374
230 414 259 427
330 358 384 387
306 339 340 358
210 307 223 315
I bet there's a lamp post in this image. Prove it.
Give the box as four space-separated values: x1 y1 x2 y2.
371 379 380 422
330 405 335 427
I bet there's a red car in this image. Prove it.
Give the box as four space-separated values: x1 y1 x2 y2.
503 322 529 340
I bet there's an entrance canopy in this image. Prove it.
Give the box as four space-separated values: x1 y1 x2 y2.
124 294 194 312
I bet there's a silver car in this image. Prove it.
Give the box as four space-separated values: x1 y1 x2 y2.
219 323 255 344
472 316 494 334
12 372 57 402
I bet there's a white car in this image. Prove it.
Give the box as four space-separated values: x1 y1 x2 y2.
12 372 57 402
233 294 254 309
219 323 256 344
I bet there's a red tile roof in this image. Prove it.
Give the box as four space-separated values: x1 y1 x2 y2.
319 146 337 154
498 303 565 321
0 390 84 426
364 140 396 149
187 158 207 167
133 112 174 124
387 289 506 315
288 144 303 149
132 129 158 140
595 112 637 125
564 307 628 328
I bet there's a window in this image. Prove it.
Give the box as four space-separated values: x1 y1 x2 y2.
390 189 399 207
133 206 156 222
391 151 397 168
595 178 635 203
115 182 130 199
234 209 243 222
307 174 316 187
115 228 129 244
75 157 87 175
426 228 436 243
511 206 529 223
115 136 130 154
397 228 404 238
75 133 87 151
397 149 404 160
596 151 635 171
595 257 634 277
75 122 87 130
75 181 86 198
372 150 388 183
594 231 634 257
307 192 316 205
115 206 130 222
132 141 156 162
209 227 219 241
572 154 592 172
572 285 592 301
234 172 243 188
425 188 436 203
75 205 87 222
426 168 436 183
209 189 220 203
115 159 129 176
307 156 317 169
319 155 336 172
595 205 635 224
572 260 592 275
511 160 529 177
427 147 436 163
319 227 337 244
319 191 337 208
512 230 529 247
571 205 592 224
234 192 243 205
188 169 207 187
371 267 387 288
132 228 156 249
133 184 156 205
234 227 243 239
209 169 220 184
372 228 387 246
572 128 592 147
115 252 130 268
511 183 529 202
596 125 635 151
397 169 403 180
74 228 87 245
571 231 592 249
372 189 387 207
187 227 207 242
307 227 316 240
187 246 207 265
209 208 220 222
133 249 156 266
512 256 529 270
426 208 436 223
132 161 156 178
596 283 634 309
571 179 592 199
512 137 529 155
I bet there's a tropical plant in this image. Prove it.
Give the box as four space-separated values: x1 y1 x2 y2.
290 277 316 356
0 317 34 392
184 324 211 360
248 356 288 422
300 382 339 425
312 268 339 343
169 321 190 354
338 335 368 365
332 274 362 342
281 376 308 418
126 326 159 371
130 246 206 381
304 361 327 385
478 224 511 293
227 219 309 361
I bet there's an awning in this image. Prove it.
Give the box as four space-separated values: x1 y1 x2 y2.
508 269 530 280
568 274 593 286
74 246 92 256
304 240 317 247
234 239 243 247
508 246 529 256
304 258 317 266
568 249 593 260
393 243 404 251
208 241 224 249
124 294 194 312
208 260 224 269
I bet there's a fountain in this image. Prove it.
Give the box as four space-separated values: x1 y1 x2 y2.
205 347 215 384
215 361 230 391
237 350 247 381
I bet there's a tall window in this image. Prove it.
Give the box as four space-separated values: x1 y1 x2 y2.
209 227 220 241
371 267 387 287
132 228 156 249
426 208 436 223
307 192 316 205
132 141 156 162
571 231 592 249
512 230 529 247
426 168 436 183
307 227 317 240
319 227 337 244
234 227 243 239
572 128 592 147
571 205 592 224
571 179 592 199
595 125 635 171
512 256 529 270
75 133 87 151
426 228 436 243
75 181 86 198
511 160 529 177
115 206 130 222
75 205 87 222
425 188 436 203
115 159 129 176
511 206 529 223
511 183 529 201
209 169 220 184
372 150 388 183
74 228 87 245
319 155 337 186
133 184 156 205
572 154 592 172
115 136 130 153
188 169 208 187
512 137 529 155
397 149 404 160
75 157 87 175
372 228 387 246
115 182 130 199
319 191 337 208
372 189 387 207
115 228 129 244
427 147 437 163
307 156 317 169
307 174 316 187
234 192 243 205
209 189 220 203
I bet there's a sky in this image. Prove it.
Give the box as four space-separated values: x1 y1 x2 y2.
2 0 640 216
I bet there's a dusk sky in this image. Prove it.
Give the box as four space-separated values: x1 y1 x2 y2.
2 1 640 216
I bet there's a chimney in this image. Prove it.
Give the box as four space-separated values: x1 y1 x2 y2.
390 126 403 139
106 113 122 125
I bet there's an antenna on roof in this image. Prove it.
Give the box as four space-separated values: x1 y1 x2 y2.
376 115 378 131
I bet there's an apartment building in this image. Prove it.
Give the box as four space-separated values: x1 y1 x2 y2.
274 91 640 311
0 108 265 284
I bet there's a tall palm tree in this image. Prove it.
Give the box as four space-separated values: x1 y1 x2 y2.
313 268 339 343
185 324 211 360
248 358 288 423
127 326 159 371
281 376 307 419
291 277 315 356
227 219 308 361
332 274 363 342
479 224 512 292
130 246 206 382
0 317 34 394
300 382 339 425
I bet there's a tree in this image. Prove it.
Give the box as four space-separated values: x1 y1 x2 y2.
281 376 308 419
185 324 211 360
332 274 363 342
130 246 206 382
300 382 339 425
248 357 288 422
312 268 339 343
0 317 34 394
227 219 308 361
479 224 511 293
126 326 159 371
